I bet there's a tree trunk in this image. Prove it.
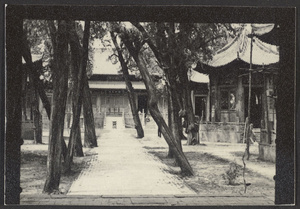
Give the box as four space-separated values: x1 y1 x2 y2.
22 31 68 156
123 39 193 176
22 67 28 120
74 125 84 156
32 88 42 144
64 21 86 172
167 89 174 158
69 81 84 158
27 61 43 144
111 32 144 138
166 70 182 158
176 85 187 141
180 69 199 145
83 73 98 148
81 21 98 148
43 20 69 194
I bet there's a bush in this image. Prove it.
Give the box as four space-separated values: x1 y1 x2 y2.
222 162 240 185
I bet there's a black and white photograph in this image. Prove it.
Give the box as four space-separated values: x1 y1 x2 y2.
2 3 298 207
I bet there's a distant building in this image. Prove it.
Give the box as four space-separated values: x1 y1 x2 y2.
88 73 160 129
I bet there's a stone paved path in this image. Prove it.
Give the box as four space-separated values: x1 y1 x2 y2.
68 129 196 196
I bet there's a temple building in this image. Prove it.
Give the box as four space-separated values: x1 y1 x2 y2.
195 24 278 162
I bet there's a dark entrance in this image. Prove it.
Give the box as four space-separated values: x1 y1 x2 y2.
244 87 262 128
138 95 148 115
195 96 206 120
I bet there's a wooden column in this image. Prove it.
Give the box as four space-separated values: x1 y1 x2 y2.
5 6 24 204
214 74 220 122
206 82 210 122
236 76 245 122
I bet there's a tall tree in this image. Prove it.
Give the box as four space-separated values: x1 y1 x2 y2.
119 29 194 176
82 22 98 148
131 22 231 145
22 23 45 144
64 21 90 172
82 72 98 148
165 70 183 158
43 20 69 193
110 31 144 138
23 19 68 157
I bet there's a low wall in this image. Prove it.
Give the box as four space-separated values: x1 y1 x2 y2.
199 122 245 143
258 143 276 163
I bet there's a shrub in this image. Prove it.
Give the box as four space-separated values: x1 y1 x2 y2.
222 162 240 185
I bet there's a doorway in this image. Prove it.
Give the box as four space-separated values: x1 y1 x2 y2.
138 95 148 115
195 96 206 120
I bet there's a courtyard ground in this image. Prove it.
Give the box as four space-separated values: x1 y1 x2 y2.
20 128 275 206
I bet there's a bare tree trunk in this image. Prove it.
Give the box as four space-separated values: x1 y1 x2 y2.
111 32 144 138
83 73 98 148
22 28 68 157
32 88 42 144
123 38 193 176
22 39 43 144
80 21 98 148
74 125 84 156
43 20 69 193
166 71 182 158
26 61 43 144
68 78 84 158
64 21 86 172
180 69 199 145
22 67 28 120
176 85 187 141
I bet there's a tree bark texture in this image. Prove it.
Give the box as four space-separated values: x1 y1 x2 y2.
74 126 84 156
22 66 28 120
22 38 43 144
123 38 193 176
22 35 51 118
25 61 43 144
32 86 43 144
22 26 68 156
83 73 98 148
43 20 69 193
81 21 98 148
64 21 86 172
111 32 144 138
166 70 183 158
180 70 199 145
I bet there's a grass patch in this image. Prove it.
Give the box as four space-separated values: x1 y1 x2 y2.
146 149 275 196
21 148 92 195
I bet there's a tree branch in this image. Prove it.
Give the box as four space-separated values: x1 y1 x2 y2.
130 22 164 65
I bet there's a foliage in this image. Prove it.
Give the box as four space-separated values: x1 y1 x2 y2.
23 20 95 81
222 162 241 185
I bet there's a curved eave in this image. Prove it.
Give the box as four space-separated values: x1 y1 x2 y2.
194 59 278 75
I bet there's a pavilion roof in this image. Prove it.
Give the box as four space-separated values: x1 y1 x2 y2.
195 24 279 74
